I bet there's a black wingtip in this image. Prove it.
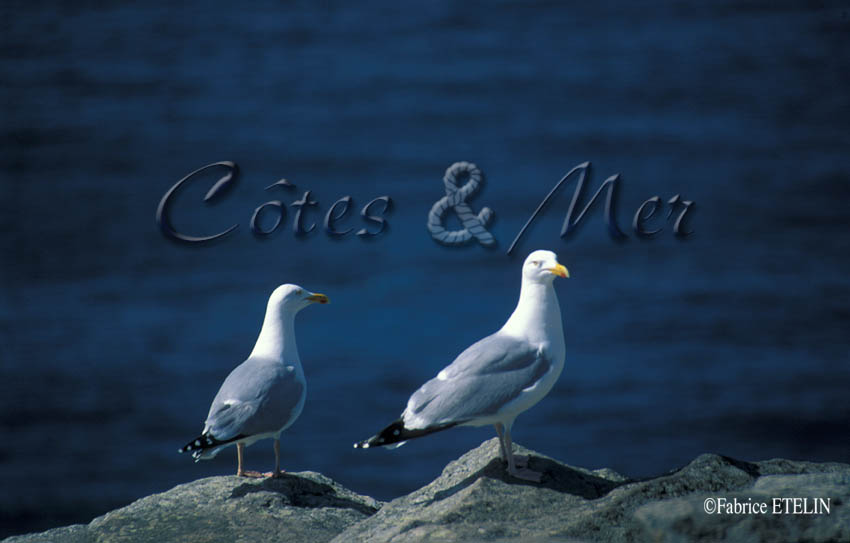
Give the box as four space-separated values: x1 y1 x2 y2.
179 433 228 460
354 419 403 449
354 418 458 450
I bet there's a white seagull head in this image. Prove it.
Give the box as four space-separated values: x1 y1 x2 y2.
522 250 569 284
268 283 329 314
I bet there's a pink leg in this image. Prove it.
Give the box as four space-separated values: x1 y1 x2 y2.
494 423 508 460
271 438 284 478
237 443 246 476
504 425 543 482
236 442 265 478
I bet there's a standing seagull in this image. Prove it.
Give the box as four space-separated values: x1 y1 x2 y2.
179 284 328 478
355 250 568 482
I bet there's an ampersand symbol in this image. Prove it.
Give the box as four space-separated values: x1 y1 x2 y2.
427 161 496 247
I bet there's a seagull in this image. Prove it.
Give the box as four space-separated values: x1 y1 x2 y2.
179 284 328 478
355 250 568 482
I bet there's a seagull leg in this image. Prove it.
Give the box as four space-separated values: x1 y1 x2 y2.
236 442 265 478
504 426 543 482
237 443 246 477
271 438 285 478
494 423 508 461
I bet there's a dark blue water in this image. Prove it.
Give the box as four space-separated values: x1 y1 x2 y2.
2 1 849 537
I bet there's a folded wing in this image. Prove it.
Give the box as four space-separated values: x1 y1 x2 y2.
403 333 551 429
204 357 305 441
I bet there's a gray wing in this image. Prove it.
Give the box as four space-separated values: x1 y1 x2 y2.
204 357 305 441
403 333 551 427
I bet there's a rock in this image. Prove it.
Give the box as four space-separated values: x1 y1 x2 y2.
7 440 849 543
332 438 850 543
635 470 850 543
3 471 381 543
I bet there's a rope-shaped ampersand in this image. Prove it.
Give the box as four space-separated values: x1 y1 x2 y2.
427 162 495 247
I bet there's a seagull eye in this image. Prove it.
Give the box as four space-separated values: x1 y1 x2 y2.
532 260 541 267
296 289 303 295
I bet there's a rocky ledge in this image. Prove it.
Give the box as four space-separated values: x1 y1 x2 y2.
6 439 849 543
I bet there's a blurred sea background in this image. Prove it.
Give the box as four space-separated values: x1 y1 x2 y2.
1 1 849 537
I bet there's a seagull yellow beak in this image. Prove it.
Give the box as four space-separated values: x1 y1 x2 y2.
548 264 569 278
306 293 329 304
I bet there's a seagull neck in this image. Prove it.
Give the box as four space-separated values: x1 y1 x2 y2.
501 280 562 342
249 307 298 362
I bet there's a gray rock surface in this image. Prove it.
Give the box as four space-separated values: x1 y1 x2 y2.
333 438 850 543
4 471 381 543
6 439 849 543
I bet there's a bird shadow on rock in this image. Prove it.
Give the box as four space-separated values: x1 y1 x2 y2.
229 474 379 515
429 454 629 504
